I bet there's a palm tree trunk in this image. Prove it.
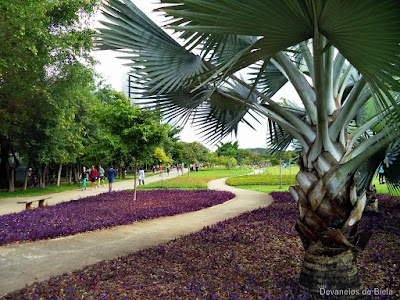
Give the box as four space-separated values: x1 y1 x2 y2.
299 241 363 298
291 150 368 298
365 185 378 212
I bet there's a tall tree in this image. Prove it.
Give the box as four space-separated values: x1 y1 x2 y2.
98 0 400 296
216 141 239 159
181 142 209 165
0 0 101 190
94 88 168 200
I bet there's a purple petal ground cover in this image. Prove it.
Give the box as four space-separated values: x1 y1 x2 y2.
0 190 235 245
4 193 399 299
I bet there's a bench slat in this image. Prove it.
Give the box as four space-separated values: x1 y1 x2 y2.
16 198 50 210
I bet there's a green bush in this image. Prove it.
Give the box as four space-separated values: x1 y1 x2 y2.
226 174 297 186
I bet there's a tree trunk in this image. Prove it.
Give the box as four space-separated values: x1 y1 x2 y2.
38 167 44 188
57 163 62 186
291 150 368 298
133 159 138 201
299 241 363 298
0 135 9 189
39 164 48 188
1 140 18 192
44 164 49 187
68 167 73 184
8 165 15 192
74 166 79 184
66 166 69 183
23 166 29 190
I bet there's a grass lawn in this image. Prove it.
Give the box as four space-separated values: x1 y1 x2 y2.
137 168 253 190
238 177 397 196
230 165 398 196
237 185 292 194
263 164 300 175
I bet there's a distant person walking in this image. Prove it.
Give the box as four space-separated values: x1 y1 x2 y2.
80 167 88 191
98 165 105 187
106 165 117 192
158 165 162 176
378 165 385 184
89 165 98 190
138 167 145 185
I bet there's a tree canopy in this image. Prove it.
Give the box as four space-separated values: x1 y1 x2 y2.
0 0 101 190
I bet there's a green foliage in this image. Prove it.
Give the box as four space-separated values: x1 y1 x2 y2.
216 141 239 158
93 87 169 167
224 157 237 170
226 174 297 186
154 147 172 164
162 126 183 164
0 0 101 189
181 142 209 164
204 152 219 168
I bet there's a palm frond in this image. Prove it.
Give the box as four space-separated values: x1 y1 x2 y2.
97 0 206 94
134 78 260 144
266 100 307 154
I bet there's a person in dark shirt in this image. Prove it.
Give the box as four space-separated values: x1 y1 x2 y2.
106 165 117 192
89 165 98 190
80 167 88 191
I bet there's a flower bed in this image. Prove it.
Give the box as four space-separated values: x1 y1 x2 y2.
0 190 235 245
5 192 399 299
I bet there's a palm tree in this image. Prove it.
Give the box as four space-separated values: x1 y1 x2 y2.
267 98 400 212
97 0 400 297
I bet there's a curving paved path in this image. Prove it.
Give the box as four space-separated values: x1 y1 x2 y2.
0 177 272 297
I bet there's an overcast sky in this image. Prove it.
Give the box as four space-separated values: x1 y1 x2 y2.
92 1 299 150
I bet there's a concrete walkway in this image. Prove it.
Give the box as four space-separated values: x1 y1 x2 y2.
0 177 273 297
0 170 183 216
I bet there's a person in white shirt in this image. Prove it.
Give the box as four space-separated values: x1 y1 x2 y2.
138 167 145 185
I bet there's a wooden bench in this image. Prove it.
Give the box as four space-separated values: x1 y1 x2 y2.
17 197 50 210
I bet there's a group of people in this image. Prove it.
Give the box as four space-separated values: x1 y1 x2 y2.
151 165 171 176
80 165 116 192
